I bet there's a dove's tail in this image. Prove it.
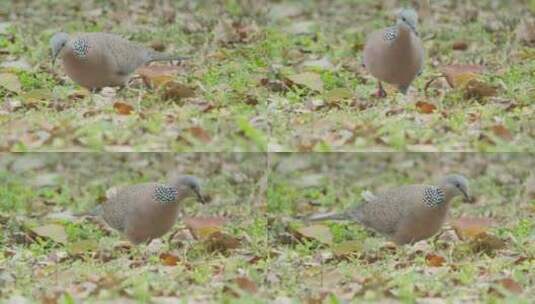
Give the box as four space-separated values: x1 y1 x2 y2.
307 211 351 222
74 205 103 217
148 51 190 63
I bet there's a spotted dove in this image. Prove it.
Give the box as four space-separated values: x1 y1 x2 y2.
94 175 206 244
362 8 424 97
309 175 470 245
50 32 187 90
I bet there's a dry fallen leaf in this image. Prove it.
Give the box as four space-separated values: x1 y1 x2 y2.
67 240 98 256
137 65 181 88
524 173 535 200
451 217 494 240
0 72 22 93
441 65 485 88
183 216 227 240
161 81 196 100
425 253 446 267
325 88 352 104
464 79 497 99
469 232 506 254
490 124 513 141
287 72 324 92
235 276 258 294
331 240 362 258
21 89 53 105
497 278 523 294
516 19 535 46
415 101 437 114
452 41 468 50
159 252 179 266
31 224 68 244
214 20 259 45
295 224 333 244
113 101 134 115
204 231 241 253
187 127 212 143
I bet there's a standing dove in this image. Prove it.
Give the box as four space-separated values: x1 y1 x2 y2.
363 8 424 97
94 175 206 244
50 32 187 90
309 175 470 245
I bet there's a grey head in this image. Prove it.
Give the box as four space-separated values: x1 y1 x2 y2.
50 32 70 65
397 8 418 34
169 174 206 204
439 174 470 201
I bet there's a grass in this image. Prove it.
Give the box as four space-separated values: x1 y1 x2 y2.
0 0 534 151
1 154 534 302
0 153 268 302
1 0 535 302
268 153 535 302
265 0 535 151
0 1 270 152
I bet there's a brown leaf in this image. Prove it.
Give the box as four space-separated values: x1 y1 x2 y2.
287 72 324 92
243 95 258 106
67 239 98 256
161 81 196 100
441 65 485 88
214 20 259 45
187 127 212 143
425 253 445 267
331 240 362 258
464 79 497 99
68 88 90 101
137 65 181 88
204 231 241 253
516 19 535 46
295 224 333 244
451 217 494 240
184 216 227 240
491 124 513 141
469 232 506 254
325 88 353 104
31 224 68 244
0 72 21 93
452 41 468 50
415 101 437 114
524 174 535 200
150 41 166 52
497 278 523 294
235 277 258 294
159 252 179 266
113 101 134 115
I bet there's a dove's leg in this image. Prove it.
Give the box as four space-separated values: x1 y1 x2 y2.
376 82 387 98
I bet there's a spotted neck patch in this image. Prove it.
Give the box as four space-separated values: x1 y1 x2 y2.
153 185 178 204
72 38 89 58
423 186 445 208
383 27 398 42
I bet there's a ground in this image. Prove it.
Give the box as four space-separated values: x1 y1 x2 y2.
1 0 535 303
268 153 535 302
0 154 268 302
1 0 534 151
1 154 534 303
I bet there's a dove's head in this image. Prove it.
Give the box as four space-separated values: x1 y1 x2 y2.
397 8 419 34
440 174 470 201
169 175 206 204
50 32 69 65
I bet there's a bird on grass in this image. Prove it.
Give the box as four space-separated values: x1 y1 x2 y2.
309 175 470 245
50 32 188 90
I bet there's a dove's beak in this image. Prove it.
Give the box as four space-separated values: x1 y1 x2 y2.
194 189 207 204
461 188 471 202
52 51 58 66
